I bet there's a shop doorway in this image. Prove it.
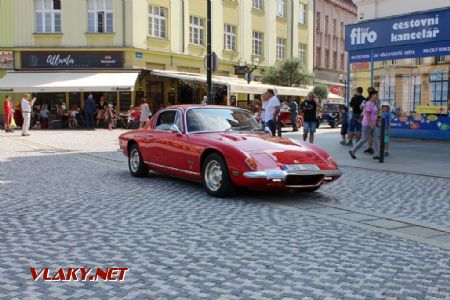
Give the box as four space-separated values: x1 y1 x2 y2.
146 81 164 112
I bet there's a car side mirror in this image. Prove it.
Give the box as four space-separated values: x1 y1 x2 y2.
169 124 182 134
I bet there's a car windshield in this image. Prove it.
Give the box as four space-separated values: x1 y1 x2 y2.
186 108 260 133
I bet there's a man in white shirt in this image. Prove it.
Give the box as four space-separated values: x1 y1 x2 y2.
21 94 36 136
263 89 280 136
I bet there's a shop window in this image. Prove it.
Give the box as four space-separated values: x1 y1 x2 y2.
380 74 396 104
119 92 131 111
429 72 449 107
148 5 167 38
189 16 205 45
88 0 113 33
35 0 61 33
411 76 421 112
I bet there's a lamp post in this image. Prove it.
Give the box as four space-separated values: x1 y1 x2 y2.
338 73 348 106
239 57 260 105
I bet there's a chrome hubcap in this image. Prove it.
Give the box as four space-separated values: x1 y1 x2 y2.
130 149 140 172
205 160 223 192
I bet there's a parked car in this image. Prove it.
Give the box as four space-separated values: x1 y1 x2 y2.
321 103 346 128
119 105 342 197
279 102 303 130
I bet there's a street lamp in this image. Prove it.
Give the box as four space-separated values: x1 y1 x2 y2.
238 57 260 104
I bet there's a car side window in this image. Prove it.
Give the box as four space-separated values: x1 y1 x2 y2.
175 111 183 132
155 110 183 132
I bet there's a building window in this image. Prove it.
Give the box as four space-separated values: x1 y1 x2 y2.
333 51 337 70
341 53 345 71
252 31 263 56
189 16 205 45
35 0 61 33
429 72 449 107
224 24 236 51
299 3 306 24
413 58 423 66
435 56 446 64
252 0 263 10
325 49 330 69
340 22 344 39
380 74 396 104
276 38 286 60
88 0 113 33
325 15 329 35
277 0 286 17
412 75 422 112
298 43 306 64
316 12 320 32
316 47 321 67
148 5 167 38
333 19 337 36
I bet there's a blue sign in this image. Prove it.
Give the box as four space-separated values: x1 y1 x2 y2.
345 7 450 51
135 52 143 59
349 40 450 63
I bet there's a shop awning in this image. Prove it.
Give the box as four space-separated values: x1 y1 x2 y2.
151 69 310 97
0 71 140 93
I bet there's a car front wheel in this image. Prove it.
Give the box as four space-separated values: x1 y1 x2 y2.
202 153 235 197
128 144 149 177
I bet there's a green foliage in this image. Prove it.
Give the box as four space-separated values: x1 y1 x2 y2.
261 58 312 87
312 84 328 100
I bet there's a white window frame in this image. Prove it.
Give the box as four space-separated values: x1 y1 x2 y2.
189 16 205 45
380 74 396 104
35 0 61 33
149 5 167 38
276 38 286 60
87 0 113 33
252 0 263 10
299 3 306 24
298 43 306 64
252 31 263 56
277 0 286 18
430 72 449 107
224 24 236 51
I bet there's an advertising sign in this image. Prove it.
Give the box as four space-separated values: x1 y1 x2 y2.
415 105 448 115
345 7 450 51
0 50 14 69
21 51 124 69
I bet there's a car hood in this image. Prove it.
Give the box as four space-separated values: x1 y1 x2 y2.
198 132 331 166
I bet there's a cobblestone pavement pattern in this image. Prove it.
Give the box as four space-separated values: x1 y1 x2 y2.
1 131 450 299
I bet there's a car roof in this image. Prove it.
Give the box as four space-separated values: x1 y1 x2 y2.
160 105 244 112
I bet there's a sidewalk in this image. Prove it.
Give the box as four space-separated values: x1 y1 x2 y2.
283 129 450 178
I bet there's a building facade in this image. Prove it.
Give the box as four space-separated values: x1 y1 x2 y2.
313 0 357 98
0 0 315 117
346 4 450 140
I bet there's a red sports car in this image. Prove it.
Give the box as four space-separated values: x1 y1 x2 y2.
119 105 342 197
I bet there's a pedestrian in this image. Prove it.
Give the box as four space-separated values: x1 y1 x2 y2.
260 93 269 130
339 106 349 145
347 87 365 146
39 104 49 129
21 94 36 136
300 92 317 143
263 89 280 136
201 95 208 105
105 106 114 131
97 95 107 128
3 95 14 132
349 90 380 160
139 98 152 128
363 86 377 154
289 98 299 132
84 94 96 130
380 101 392 157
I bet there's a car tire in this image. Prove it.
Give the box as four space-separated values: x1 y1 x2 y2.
128 144 149 177
202 153 235 197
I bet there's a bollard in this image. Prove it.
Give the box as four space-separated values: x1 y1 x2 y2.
379 117 385 163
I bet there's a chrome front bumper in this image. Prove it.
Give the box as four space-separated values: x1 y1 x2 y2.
243 169 343 180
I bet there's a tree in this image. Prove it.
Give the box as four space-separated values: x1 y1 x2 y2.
261 58 313 87
179 79 207 103
312 84 328 106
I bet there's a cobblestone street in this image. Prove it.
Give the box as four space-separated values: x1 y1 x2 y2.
1 130 450 299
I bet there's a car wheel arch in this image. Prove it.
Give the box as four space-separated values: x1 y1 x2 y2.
200 148 225 174
127 139 138 153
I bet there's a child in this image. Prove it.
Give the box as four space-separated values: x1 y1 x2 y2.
105 106 114 131
340 106 349 145
381 102 392 156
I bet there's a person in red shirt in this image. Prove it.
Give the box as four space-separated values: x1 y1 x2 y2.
3 96 14 132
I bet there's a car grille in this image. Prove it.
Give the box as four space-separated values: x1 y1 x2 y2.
285 175 323 187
